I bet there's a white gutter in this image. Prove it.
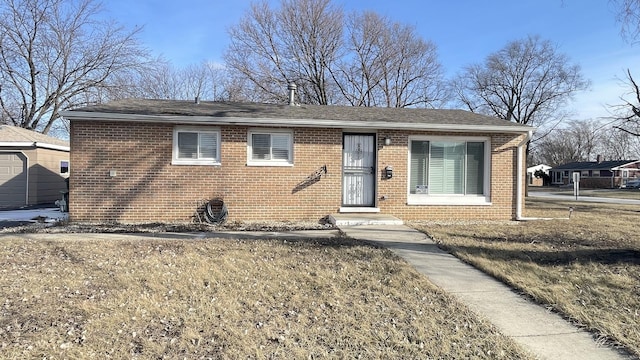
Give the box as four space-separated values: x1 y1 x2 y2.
25 153 29 205
61 111 534 134
35 142 70 151
611 160 640 170
516 130 533 221
0 141 70 152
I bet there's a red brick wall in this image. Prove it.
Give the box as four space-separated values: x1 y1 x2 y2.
70 121 523 223
376 131 523 221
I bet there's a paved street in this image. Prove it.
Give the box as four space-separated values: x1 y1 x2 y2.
528 191 640 205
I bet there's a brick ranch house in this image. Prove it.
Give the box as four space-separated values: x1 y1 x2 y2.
550 158 640 188
61 99 534 223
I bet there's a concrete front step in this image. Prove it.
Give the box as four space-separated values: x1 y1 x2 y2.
329 213 403 226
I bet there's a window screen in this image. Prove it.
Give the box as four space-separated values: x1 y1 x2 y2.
249 131 292 164
178 132 198 159
410 140 485 196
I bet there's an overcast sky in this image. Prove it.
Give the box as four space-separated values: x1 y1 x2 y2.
99 0 639 120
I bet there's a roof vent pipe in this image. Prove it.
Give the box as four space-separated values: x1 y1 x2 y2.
287 82 297 106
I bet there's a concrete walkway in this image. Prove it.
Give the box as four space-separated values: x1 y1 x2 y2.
339 224 633 360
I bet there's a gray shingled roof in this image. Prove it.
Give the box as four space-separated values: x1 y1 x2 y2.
551 160 639 171
63 99 533 132
0 124 69 148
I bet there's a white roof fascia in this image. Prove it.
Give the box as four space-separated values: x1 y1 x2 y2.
0 141 70 152
62 111 535 134
0 141 34 147
611 160 640 170
35 142 70 151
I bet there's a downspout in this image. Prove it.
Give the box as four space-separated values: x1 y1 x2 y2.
516 131 533 221
25 153 29 206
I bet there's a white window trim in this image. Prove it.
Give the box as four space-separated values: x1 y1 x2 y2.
247 128 294 166
406 135 491 206
172 126 221 166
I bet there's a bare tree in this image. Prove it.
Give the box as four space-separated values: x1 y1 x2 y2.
530 118 640 166
206 63 240 101
600 125 640 159
225 0 447 107
531 129 586 166
606 1 640 139
122 61 243 102
132 61 184 100
225 0 343 105
452 35 588 132
611 69 640 136
333 12 447 108
0 0 150 134
331 12 385 107
612 0 640 42
531 120 604 166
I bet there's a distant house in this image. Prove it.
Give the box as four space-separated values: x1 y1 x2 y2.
61 98 535 224
549 158 640 188
0 125 70 208
527 164 551 186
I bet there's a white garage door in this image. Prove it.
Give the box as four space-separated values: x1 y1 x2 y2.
0 152 27 208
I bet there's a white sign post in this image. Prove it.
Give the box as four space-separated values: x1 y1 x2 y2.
573 172 580 200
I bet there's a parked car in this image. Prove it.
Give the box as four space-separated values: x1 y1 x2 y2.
624 179 640 189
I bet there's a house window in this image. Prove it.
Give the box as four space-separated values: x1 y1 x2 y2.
60 160 69 174
408 136 490 205
552 171 562 184
172 126 220 165
592 170 600 177
247 129 293 166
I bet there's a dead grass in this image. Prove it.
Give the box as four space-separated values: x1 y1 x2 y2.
412 198 640 357
0 234 529 359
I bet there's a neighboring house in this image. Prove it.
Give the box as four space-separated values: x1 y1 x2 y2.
61 98 534 224
549 158 640 188
527 164 551 186
0 125 70 208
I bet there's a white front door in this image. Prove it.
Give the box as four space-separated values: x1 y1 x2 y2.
342 134 375 207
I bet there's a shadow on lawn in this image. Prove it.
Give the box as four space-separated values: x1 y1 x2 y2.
349 225 640 267
359 233 640 267
440 244 640 266
96 230 376 250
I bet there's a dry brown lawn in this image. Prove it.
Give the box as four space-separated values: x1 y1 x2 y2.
0 234 529 359
412 197 640 357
